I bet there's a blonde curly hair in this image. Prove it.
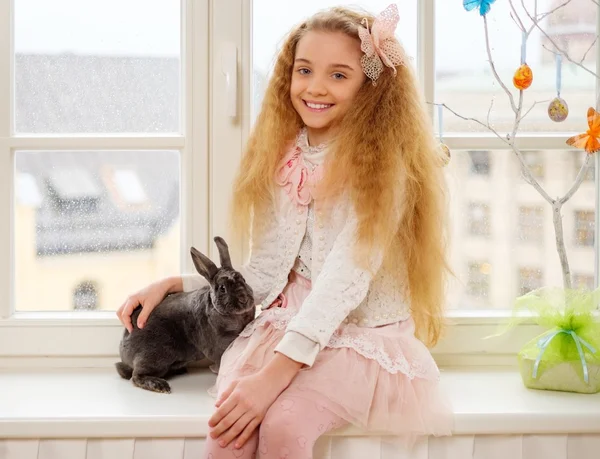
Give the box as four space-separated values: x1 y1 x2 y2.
230 6 451 347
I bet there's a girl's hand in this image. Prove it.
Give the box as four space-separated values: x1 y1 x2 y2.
116 276 182 332
208 354 303 449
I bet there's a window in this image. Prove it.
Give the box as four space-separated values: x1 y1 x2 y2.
46 168 101 214
521 151 544 180
518 267 544 296
574 151 596 182
15 1 181 133
435 0 597 134
73 281 99 311
2 0 208 356
447 149 596 311
468 151 490 176
467 262 491 299
1 0 598 364
573 273 595 291
14 151 181 311
518 206 544 245
575 210 595 247
111 169 149 207
14 0 183 311
467 202 491 237
541 0 596 63
10 0 185 313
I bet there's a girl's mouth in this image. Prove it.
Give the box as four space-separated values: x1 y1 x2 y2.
303 100 334 113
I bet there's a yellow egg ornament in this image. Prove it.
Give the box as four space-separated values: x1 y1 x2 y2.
547 97 569 122
513 64 533 90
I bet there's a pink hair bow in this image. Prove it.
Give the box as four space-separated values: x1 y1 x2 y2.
358 3 408 84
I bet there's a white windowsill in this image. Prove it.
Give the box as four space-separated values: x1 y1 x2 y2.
1 368 599 439
0 310 549 360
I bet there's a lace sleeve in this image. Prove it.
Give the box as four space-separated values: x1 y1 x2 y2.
284 206 391 350
182 203 280 306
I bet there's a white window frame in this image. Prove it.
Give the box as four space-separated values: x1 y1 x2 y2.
0 0 598 368
0 0 211 363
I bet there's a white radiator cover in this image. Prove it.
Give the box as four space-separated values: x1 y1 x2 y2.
2 435 600 459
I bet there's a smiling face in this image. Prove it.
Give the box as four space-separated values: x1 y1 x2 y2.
290 30 366 146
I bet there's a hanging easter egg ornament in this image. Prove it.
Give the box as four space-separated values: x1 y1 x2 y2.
437 105 451 167
463 0 496 16
548 54 569 122
439 143 451 167
548 97 569 122
513 64 533 90
513 31 533 90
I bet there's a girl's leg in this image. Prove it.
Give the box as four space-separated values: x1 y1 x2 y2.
257 394 346 459
203 430 258 459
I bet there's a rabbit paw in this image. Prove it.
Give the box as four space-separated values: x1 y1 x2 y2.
115 362 133 380
133 375 172 394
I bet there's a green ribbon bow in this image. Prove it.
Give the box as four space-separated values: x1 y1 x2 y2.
487 287 600 384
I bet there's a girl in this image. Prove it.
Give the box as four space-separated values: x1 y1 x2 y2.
118 4 453 458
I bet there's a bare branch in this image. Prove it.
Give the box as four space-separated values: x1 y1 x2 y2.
429 102 510 146
536 0 574 22
581 35 598 64
522 0 598 79
518 99 551 123
483 16 518 114
508 0 526 31
513 82 525 136
510 12 525 32
513 146 554 204
541 44 555 55
429 102 554 205
552 201 572 290
560 154 594 205
487 98 495 127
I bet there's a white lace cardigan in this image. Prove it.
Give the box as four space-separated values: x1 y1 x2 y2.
182 134 411 367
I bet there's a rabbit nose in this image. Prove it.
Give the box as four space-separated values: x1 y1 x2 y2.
235 288 250 301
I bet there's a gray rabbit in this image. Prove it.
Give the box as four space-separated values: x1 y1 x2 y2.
115 236 255 394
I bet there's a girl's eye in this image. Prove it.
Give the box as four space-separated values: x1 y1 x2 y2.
332 73 346 80
298 68 311 75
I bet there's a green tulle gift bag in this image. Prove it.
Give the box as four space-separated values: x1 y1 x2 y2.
504 287 600 394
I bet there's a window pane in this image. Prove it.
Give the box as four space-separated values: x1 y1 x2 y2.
14 151 181 311
252 1 417 121
435 0 597 133
14 0 181 134
446 149 596 309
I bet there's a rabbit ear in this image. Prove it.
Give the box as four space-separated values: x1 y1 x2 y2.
214 236 232 269
190 247 219 280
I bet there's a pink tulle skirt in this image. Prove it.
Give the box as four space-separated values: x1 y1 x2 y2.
214 271 453 439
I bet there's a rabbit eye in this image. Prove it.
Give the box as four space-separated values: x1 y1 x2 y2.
219 285 226 293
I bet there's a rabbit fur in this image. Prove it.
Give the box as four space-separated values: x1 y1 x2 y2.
115 236 255 394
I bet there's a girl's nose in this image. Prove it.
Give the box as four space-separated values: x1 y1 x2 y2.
306 77 327 96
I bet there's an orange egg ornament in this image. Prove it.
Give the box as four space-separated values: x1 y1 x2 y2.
513 64 533 90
